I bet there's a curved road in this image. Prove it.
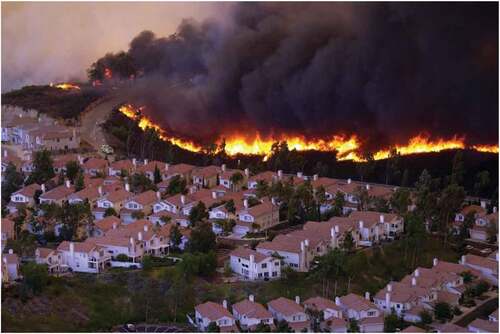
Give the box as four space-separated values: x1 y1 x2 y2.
79 95 125 150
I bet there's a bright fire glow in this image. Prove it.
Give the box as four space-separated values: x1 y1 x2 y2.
51 83 81 90
118 104 499 161
104 68 113 80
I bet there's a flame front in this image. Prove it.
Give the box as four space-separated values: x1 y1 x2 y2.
118 104 498 161
52 83 81 90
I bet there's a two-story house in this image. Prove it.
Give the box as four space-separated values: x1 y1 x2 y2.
56 240 111 273
232 295 275 331
229 247 281 280
7 183 41 213
267 297 310 332
194 301 238 332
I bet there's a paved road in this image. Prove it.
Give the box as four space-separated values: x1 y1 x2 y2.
79 95 125 151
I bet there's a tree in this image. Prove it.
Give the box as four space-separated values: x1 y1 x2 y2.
384 310 402 332
104 207 118 217
342 232 355 253
275 319 293 333
255 180 269 198
65 161 82 183
354 186 370 211
311 248 346 298
390 188 411 215
385 148 401 185
460 271 476 284
229 172 244 191
169 224 183 251
142 255 153 271
419 310 433 325
153 164 162 184
74 172 85 191
414 169 438 227
373 197 390 213
131 211 145 220
187 222 216 253
224 199 236 214
439 183 465 244
332 191 345 217
27 149 55 185
21 262 49 295
486 221 497 244
189 201 208 226
130 172 156 193
451 151 465 186
1 162 24 203
254 322 271 332
401 169 409 187
473 171 490 197
207 321 220 332
348 319 360 333
167 175 186 195
434 302 453 322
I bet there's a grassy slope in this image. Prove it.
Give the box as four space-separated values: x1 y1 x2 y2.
1 237 459 332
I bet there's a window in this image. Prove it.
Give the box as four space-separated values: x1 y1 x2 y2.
261 263 267 269
272 271 277 277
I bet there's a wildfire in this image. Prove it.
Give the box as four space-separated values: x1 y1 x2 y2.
118 104 499 161
50 83 81 90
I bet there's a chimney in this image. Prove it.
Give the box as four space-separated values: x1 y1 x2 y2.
359 220 364 230
244 199 249 208
304 239 309 247
250 254 255 265
125 183 130 192
460 255 466 265
496 252 499 262
295 296 300 304
138 232 143 241
433 258 438 267
481 200 486 209
300 241 305 252
335 225 339 233
144 224 149 232
130 237 134 245
112 222 117 229
297 172 303 178
365 292 370 300
77 154 83 164
277 170 283 179
366 184 370 190
385 292 391 308
65 180 71 188
244 168 250 177
222 300 228 309
411 277 417 286
221 164 226 172
181 195 186 205
347 178 351 184
8 249 13 255
98 186 103 196
414 269 420 277
330 227 336 238
380 215 385 223
144 159 149 165
156 191 161 200
313 174 319 181
212 191 217 199
165 163 170 171
387 284 392 292
494 207 497 213
41 183 46 193
249 294 255 303
69 242 74 255
132 158 137 166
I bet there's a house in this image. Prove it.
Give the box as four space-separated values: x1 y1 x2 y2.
235 200 279 234
267 297 310 332
94 186 132 220
455 205 487 223
349 211 404 241
192 165 220 189
56 240 111 273
1 218 16 250
194 300 238 332
219 166 248 191
2 250 20 283
8 183 41 212
247 171 278 189
136 160 167 181
52 154 80 174
108 159 136 177
163 163 196 182
120 190 160 224
35 247 63 273
38 180 75 205
67 185 104 206
93 216 122 237
304 296 347 332
82 157 108 176
489 309 498 322
461 254 498 286
373 281 436 317
229 247 281 280
468 317 498 333
338 293 384 332
470 211 498 242
87 235 144 265
232 295 275 331
30 126 80 151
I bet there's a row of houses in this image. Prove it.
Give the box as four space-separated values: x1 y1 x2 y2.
454 203 498 243
193 293 384 333
228 211 404 274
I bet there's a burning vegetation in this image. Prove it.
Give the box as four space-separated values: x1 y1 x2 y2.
51 83 81 91
118 104 498 162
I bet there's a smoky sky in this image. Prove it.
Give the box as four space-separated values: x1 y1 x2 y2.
5 2 499 148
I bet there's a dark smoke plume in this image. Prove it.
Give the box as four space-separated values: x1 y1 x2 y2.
90 2 498 149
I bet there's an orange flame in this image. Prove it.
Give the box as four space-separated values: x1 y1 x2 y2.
104 68 113 80
52 83 80 90
118 104 498 161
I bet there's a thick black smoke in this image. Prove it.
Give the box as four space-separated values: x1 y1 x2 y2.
91 2 498 149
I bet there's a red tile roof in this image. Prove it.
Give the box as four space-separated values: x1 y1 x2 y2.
267 297 304 316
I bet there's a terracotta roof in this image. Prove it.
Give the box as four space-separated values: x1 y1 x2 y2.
40 184 75 200
129 190 158 206
468 318 498 332
401 325 426 333
57 240 97 253
52 154 79 169
239 201 276 218
267 297 305 316
192 165 220 178
109 159 135 171
435 323 469 333
349 211 399 227
195 301 233 321
104 188 131 203
230 247 269 263
311 177 340 189
36 247 56 259
166 163 196 175
232 299 273 319
340 293 377 312
137 160 166 173
374 281 433 304
83 158 108 170
304 296 342 312
2 218 15 237
13 183 41 198
248 171 277 184
464 254 498 272
3 253 19 264
68 186 102 201
359 315 384 326
220 169 245 180
95 216 121 233
88 236 133 247
461 205 487 216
